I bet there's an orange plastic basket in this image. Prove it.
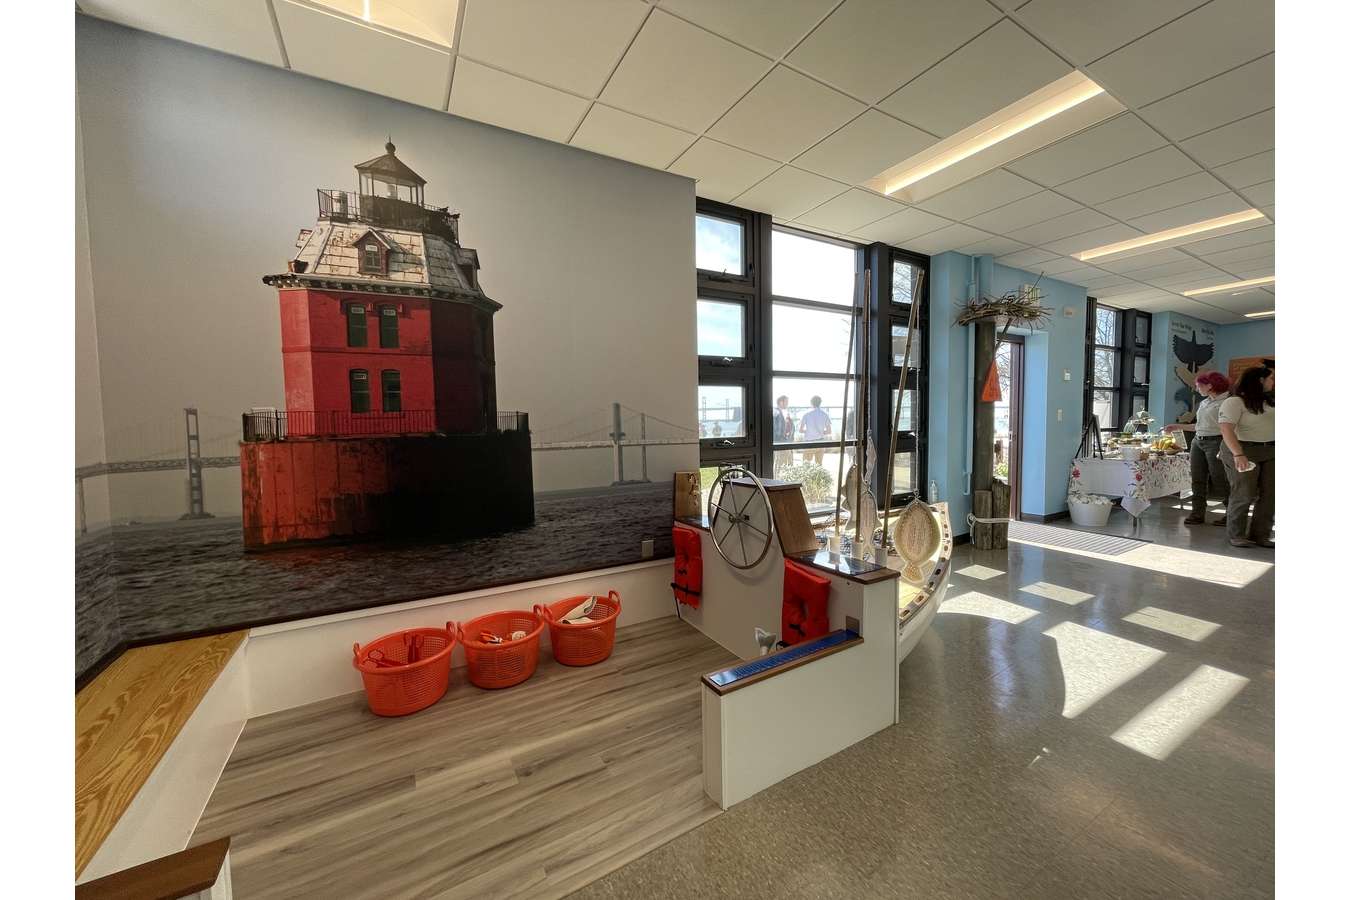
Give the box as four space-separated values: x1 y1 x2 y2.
536 590 622 667
352 624 456 717
456 610 545 689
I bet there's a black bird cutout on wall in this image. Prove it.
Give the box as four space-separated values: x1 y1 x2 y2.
1172 328 1216 420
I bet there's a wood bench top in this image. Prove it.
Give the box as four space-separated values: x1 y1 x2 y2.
75 631 246 877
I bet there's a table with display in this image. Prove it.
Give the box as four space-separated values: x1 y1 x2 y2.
1069 453 1192 525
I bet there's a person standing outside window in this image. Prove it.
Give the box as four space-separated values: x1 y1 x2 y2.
1217 366 1275 548
772 395 794 445
799 395 832 465
1164 371 1231 526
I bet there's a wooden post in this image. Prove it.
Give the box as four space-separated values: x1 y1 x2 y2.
991 477 1010 549
971 318 997 549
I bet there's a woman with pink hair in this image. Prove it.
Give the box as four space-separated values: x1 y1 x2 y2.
1163 371 1231 525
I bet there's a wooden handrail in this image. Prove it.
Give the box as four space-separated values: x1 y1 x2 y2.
76 837 230 900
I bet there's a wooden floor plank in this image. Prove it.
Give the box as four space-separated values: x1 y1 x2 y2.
75 631 247 876
193 617 734 898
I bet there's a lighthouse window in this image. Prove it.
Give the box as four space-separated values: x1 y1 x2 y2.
381 370 402 413
347 303 368 347
350 369 371 413
379 306 399 348
360 243 384 274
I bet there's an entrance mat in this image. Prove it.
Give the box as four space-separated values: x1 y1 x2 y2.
1009 521 1149 557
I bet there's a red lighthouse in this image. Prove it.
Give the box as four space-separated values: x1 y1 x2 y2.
241 142 533 548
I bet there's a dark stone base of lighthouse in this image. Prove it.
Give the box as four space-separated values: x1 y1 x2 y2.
239 432 534 549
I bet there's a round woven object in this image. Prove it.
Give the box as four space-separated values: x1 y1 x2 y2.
892 500 941 583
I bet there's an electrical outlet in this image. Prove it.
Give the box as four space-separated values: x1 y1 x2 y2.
641 539 654 559
1063 369 1072 381
1057 408 1063 422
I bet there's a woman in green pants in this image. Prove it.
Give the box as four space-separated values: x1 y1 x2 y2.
1218 366 1276 549
1163 371 1231 525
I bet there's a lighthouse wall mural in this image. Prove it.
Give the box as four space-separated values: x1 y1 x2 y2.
74 18 697 682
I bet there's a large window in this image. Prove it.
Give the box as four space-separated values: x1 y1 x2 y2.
693 201 928 517
1083 299 1150 432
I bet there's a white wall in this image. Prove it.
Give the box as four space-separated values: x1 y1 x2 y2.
75 86 112 533
75 15 697 520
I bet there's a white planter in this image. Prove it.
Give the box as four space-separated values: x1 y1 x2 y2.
1068 497 1112 527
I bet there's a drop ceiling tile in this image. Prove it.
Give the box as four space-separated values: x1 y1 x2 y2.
1015 0 1209 66
1227 258 1276 279
658 0 836 57
1092 248 1190 274
448 59 589 141
1042 267 1102 288
1162 297 1246 323
905 224 996 256
274 1 452 108
852 207 951 245
1242 180 1275 208
793 110 936 184
1184 224 1274 257
916 170 1042 221
787 0 1001 103
458 0 648 96
1076 272 1133 290
1041 223 1143 256
668 139 780 203
1149 267 1233 289
796 188 905 232
1201 241 1275 269
81 0 286 65
1037 257 1098 277
1006 115 1167 186
1088 0 1274 107
957 236 1030 257
733 166 849 220
877 20 1070 137
997 248 1061 269
709 66 865 161
1137 54 1274 142
1213 150 1274 189
1095 172 1229 221
1007 208 1114 246
1054 146 1200 206
1215 292 1276 316
570 103 696 169
1125 258 1214 282
601 10 769 132
1126 193 1258 234
1179 109 1275 168
966 191 1082 234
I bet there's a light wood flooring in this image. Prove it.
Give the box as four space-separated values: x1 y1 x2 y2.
191 617 736 899
76 631 247 876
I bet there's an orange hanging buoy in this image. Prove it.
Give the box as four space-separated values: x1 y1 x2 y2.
980 359 1002 403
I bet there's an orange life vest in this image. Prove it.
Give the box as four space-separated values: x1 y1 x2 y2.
781 559 830 645
671 526 703 609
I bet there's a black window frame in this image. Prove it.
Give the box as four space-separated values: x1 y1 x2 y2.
692 200 930 512
1083 299 1152 433
346 302 368 347
359 242 384 275
379 304 399 348
381 369 401 413
349 368 371 413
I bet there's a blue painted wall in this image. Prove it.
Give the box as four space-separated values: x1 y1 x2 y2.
1215 319 1274 374
926 253 1087 533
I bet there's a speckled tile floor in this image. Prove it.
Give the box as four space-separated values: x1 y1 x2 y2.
571 502 1274 899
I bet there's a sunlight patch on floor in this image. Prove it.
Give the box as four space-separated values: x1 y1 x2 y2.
1122 606 1221 641
1043 622 1165 718
956 564 1005 581
940 591 1040 624
1111 664 1249 759
1020 581 1093 606
1013 538 1272 589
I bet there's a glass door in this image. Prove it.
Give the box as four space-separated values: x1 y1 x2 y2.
994 336 1024 520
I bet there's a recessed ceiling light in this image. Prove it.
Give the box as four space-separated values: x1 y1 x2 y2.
864 72 1120 202
1245 310 1275 318
292 0 458 49
1074 210 1266 261
1182 275 1275 297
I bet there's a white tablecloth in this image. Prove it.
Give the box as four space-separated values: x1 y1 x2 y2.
1070 455 1192 517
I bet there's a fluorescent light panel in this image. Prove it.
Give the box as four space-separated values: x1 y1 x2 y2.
865 72 1119 202
1075 210 1266 261
292 0 458 48
1245 310 1275 318
1183 275 1275 296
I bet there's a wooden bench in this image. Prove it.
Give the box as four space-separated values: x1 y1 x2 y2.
75 632 247 878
